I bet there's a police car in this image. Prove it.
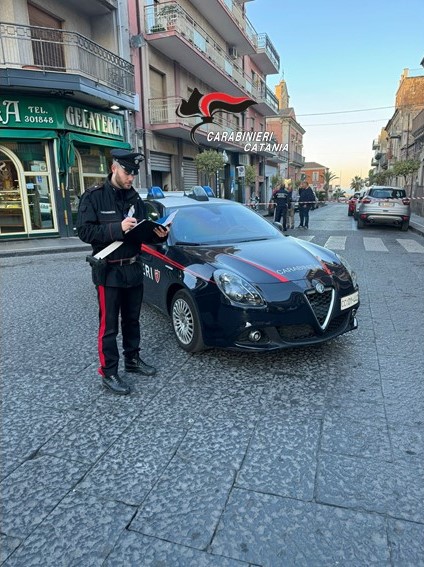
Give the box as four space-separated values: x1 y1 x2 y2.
139 186 359 352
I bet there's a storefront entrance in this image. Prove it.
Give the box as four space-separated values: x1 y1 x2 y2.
0 143 56 236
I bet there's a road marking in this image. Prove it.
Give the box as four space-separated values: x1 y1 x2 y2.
396 239 424 253
298 235 315 241
324 236 347 250
363 237 388 252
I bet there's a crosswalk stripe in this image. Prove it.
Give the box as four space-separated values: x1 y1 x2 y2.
363 237 389 252
396 239 424 253
324 236 347 250
297 235 315 241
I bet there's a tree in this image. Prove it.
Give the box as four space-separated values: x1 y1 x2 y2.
392 159 420 190
194 150 225 186
350 176 363 191
270 173 283 190
244 164 256 188
333 188 346 199
369 170 389 186
322 169 337 200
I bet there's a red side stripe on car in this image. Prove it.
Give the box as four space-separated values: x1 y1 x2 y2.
229 255 290 282
141 244 215 283
97 285 107 376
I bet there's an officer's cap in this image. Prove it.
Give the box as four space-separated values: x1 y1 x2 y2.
111 149 144 175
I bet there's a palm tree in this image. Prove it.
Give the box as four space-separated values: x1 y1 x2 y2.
322 169 337 200
350 176 363 191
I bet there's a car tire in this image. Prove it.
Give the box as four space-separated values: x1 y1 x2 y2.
171 290 205 352
401 220 409 232
357 217 365 229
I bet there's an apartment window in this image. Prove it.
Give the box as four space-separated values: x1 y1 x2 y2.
312 172 319 182
28 2 64 71
149 67 165 99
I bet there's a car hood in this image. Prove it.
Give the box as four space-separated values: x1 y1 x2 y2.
180 236 346 285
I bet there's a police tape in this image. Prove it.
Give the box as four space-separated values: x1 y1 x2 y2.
243 198 423 207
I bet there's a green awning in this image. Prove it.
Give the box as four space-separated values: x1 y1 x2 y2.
0 129 57 139
68 132 131 149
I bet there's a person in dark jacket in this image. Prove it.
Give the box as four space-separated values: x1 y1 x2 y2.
298 181 316 229
272 183 292 231
77 149 169 395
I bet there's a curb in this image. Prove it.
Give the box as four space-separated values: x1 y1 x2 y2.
0 245 91 259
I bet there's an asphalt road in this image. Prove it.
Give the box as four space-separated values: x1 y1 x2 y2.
1 203 424 566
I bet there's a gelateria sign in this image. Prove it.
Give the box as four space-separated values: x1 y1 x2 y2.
0 96 124 139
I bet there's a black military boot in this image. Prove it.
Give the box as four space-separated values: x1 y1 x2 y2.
102 374 131 395
125 355 157 376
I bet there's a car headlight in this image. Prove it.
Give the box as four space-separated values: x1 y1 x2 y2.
336 254 358 288
214 269 266 307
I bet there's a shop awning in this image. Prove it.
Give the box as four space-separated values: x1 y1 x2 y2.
0 129 57 139
68 133 131 149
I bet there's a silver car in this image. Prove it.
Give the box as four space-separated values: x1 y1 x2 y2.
356 186 410 231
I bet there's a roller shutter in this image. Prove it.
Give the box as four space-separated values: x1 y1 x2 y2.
150 152 171 172
183 158 198 191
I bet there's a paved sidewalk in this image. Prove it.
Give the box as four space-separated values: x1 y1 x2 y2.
0 211 423 258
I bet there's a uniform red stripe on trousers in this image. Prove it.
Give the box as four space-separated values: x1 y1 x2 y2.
97 285 107 376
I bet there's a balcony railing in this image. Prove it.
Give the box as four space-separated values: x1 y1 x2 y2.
256 33 280 72
148 96 281 154
144 3 278 113
0 22 135 95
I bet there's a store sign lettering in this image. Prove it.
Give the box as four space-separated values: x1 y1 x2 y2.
0 100 21 125
65 106 123 137
0 96 125 140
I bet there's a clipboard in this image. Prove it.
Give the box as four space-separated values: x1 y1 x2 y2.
123 210 178 245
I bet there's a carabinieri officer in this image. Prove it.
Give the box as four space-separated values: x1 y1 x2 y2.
77 149 169 395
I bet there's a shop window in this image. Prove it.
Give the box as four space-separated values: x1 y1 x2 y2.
0 151 25 234
69 145 111 229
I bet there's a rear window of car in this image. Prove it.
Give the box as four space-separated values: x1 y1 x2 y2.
369 188 406 199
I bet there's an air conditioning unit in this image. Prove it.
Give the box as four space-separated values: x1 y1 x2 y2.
228 46 238 59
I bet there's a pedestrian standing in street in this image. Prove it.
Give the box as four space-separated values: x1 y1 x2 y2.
287 183 299 229
298 181 316 229
272 182 292 231
77 149 169 395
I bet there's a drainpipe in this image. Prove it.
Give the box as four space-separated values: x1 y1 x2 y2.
135 0 151 187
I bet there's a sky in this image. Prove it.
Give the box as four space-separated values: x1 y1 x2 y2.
246 0 424 189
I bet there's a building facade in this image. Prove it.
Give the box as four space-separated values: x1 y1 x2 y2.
266 80 305 184
131 0 280 205
301 162 328 193
0 0 137 239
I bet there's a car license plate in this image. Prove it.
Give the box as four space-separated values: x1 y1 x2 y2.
379 201 393 207
341 291 359 310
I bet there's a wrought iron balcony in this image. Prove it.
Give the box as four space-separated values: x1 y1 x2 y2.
0 22 135 95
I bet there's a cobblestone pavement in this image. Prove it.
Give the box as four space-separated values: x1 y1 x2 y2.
1 205 424 566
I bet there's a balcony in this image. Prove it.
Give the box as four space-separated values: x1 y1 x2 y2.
249 33 280 75
372 138 380 150
289 151 305 166
0 22 135 109
187 0 257 55
148 96 281 156
144 4 279 115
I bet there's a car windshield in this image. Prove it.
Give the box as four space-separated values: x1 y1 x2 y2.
369 188 406 199
169 202 282 244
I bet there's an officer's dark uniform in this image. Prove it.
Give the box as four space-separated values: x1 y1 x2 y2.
272 185 292 231
76 150 166 395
